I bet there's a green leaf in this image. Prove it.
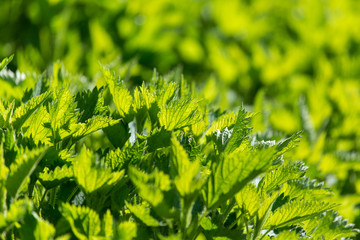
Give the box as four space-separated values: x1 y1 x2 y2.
11 91 51 130
266 231 301 240
75 88 108 123
235 184 260 217
0 100 15 128
103 120 130 148
0 199 32 230
61 203 101 240
117 221 137 240
6 146 47 199
39 165 74 189
19 213 56 240
171 135 208 197
275 131 302 157
303 211 359 239
282 178 332 201
73 147 125 194
205 111 237 136
21 105 52 144
72 115 120 140
104 141 144 171
128 167 172 217
211 128 232 153
205 143 276 209
133 83 156 112
299 96 316 145
258 162 307 194
158 98 201 131
126 202 161 227
0 144 9 212
146 128 172 151
224 108 254 154
102 67 132 117
157 82 177 107
48 89 77 132
103 209 114 238
264 199 337 229
0 55 14 72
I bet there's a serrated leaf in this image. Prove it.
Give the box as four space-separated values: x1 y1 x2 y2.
303 210 359 239
117 221 137 240
103 209 114 238
12 91 51 130
158 98 201 131
205 111 237 136
205 143 276 209
1 100 15 128
157 82 177 107
0 55 14 72
72 115 120 140
0 144 8 212
126 202 161 227
282 178 332 201
171 135 207 197
73 147 125 194
212 127 232 153
39 165 74 189
275 131 302 157
224 108 254 153
265 199 337 229
19 213 56 240
102 67 132 117
146 128 172 151
0 199 32 230
103 120 130 149
128 167 172 217
104 141 144 171
75 88 108 123
22 105 52 145
61 203 101 240
6 147 47 199
235 184 260 217
49 89 77 132
258 162 307 194
133 83 156 112
269 230 301 240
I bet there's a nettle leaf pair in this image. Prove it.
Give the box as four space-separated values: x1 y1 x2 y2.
0 58 358 240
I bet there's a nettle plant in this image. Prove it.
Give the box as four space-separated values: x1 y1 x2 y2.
0 56 358 239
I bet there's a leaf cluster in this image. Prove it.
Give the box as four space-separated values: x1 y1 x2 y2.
0 58 357 239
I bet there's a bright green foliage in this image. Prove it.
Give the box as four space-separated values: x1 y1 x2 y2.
171 134 208 198
1 0 360 236
61 203 101 239
265 199 336 229
224 109 254 154
0 55 13 72
205 112 237 136
303 211 358 239
158 98 201 131
258 162 307 193
0 57 357 240
117 221 137 240
19 213 56 240
6 147 47 199
73 147 125 199
39 165 74 189
129 167 172 215
11 91 51 130
102 68 133 118
125 202 161 227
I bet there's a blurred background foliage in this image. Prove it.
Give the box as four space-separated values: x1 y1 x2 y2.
1 0 360 233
